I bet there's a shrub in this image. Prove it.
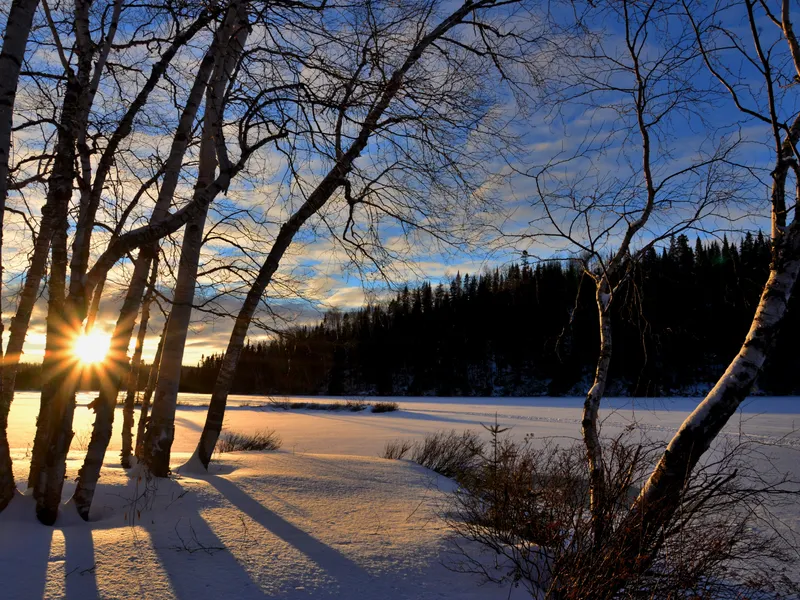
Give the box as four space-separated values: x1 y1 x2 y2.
345 399 368 411
382 429 484 480
371 401 399 413
442 426 800 599
383 439 413 460
216 429 282 453
268 399 369 411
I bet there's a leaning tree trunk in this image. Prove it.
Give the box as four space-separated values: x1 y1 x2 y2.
582 228 800 599
191 162 362 467
68 4 237 513
71 248 157 518
191 0 488 468
135 318 167 459
141 205 212 476
0 0 44 513
142 8 247 476
120 259 158 468
582 278 612 544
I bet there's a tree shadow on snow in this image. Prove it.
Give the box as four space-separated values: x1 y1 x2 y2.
0 495 53 600
62 520 100 600
143 479 270 600
205 475 374 589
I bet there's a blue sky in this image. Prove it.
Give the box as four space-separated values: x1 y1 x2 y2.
1 0 791 364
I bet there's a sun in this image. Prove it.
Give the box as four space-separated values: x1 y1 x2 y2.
73 331 112 365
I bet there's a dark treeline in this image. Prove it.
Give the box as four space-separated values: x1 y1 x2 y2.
15 233 796 397
183 232 800 396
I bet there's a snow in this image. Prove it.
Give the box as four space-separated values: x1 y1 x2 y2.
2 392 800 599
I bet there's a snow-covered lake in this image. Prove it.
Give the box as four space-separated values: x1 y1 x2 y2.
7 392 800 459
2 393 799 600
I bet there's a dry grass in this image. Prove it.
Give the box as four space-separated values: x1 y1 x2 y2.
216 429 282 453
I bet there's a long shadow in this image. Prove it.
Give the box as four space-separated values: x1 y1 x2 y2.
206 475 373 587
384 409 484 425
0 495 53 600
145 483 269 600
173 415 203 433
63 522 100 600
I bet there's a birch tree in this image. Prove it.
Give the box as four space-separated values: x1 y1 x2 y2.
0 0 216 517
0 0 41 511
71 0 256 518
514 0 741 544
584 0 800 593
187 0 542 471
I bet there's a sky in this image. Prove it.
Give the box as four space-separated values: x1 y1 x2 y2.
0 0 788 366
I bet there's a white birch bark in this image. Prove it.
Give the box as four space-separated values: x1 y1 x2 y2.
135 318 167 459
120 259 158 468
582 279 612 541
69 5 239 512
0 0 42 512
143 4 248 476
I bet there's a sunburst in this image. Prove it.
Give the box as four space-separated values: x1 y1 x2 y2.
73 331 112 365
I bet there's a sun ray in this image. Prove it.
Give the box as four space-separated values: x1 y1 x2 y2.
73 331 112 365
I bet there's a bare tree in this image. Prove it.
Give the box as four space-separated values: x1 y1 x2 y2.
510 0 740 543
595 0 800 593
71 0 259 520
0 0 216 517
119 257 159 468
188 0 541 471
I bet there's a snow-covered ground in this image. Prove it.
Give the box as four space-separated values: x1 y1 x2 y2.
2 393 800 599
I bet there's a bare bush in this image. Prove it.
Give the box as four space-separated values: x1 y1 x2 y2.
372 402 399 413
445 426 800 599
384 430 485 480
216 430 282 453
345 400 368 411
383 439 413 460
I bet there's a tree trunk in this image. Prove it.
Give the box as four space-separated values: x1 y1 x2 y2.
71 248 156 519
26 66 84 494
143 6 247 476
582 278 612 543
68 4 238 512
30 0 95 521
32 148 79 524
0 0 43 513
192 0 489 469
120 260 158 468
135 318 167 459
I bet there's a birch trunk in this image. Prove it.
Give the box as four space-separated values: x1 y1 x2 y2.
192 0 487 467
0 1 212 453
582 279 612 543
66 5 234 511
32 137 78 524
71 248 156 519
0 0 42 512
135 319 167 459
26 66 86 500
120 259 158 468
143 6 247 475
637 231 800 521
30 0 101 524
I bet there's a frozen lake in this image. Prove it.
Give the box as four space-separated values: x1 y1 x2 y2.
3 392 799 600
7 392 800 460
